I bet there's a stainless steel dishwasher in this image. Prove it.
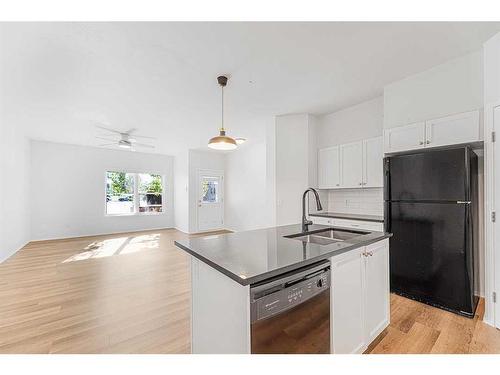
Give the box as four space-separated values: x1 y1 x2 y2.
250 261 330 354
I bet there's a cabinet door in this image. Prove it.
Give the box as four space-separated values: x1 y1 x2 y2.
425 110 481 148
363 136 383 188
318 146 340 189
340 141 363 188
364 239 390 343
330 248 366 354
384 122 425 153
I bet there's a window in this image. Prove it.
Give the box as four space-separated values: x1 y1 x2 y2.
106 171 164 215
106 172 135 215
201 177 219 203
138 173 163 213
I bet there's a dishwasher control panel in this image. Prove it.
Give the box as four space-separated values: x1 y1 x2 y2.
250 264 330 322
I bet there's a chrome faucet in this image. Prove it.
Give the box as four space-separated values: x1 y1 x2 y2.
302 188 323 233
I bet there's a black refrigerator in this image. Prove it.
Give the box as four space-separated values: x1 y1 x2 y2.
384 146 479 317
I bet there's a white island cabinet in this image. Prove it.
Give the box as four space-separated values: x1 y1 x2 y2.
189 238 390 354
330 239 390 354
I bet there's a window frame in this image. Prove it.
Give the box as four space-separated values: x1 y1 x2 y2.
104 170 166 217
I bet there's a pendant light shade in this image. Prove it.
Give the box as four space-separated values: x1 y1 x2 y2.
208 129 237 150
208 75 238 150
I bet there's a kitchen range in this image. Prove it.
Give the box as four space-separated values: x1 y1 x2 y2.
175 191 392 354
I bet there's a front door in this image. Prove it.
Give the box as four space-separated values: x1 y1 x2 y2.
197 170 224 232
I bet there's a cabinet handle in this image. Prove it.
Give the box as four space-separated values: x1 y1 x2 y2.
359 182 362 186
419 141 424 145
366 251 373 257
426 140 430 144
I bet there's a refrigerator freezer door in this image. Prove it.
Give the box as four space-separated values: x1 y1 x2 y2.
388 201 475 315
386 148 467 202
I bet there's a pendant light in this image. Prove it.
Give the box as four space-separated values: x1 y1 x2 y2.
208 75 237 150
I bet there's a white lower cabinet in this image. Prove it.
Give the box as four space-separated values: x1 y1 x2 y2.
330 247 366 354
330 239 390 354
363 240 390 343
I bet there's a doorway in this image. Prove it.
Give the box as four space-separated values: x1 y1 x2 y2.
197 170 224 232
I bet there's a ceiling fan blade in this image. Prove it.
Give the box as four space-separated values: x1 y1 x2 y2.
98 143 117 147
134 142 155 148
96 136 118 142
131 134 156 140
96 125 123 134
125 128 138 135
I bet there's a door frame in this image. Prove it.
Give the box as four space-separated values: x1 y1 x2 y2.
484 100 500 328
196 169 225 233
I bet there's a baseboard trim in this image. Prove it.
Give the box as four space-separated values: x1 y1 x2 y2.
30 227 176 243
0 240 30 264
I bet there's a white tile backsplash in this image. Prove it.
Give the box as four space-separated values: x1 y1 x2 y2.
327 188 383 216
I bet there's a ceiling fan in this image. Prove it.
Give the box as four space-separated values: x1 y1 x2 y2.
95 125 155 151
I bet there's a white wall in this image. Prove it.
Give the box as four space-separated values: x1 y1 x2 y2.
316 97 384 216
174 151 189 233
317 96 384 148
188 150 226 233
30 141 174 240
225 142 269 232
485 33 500 106
275 114 317 225
384 50 483 128
0 125 31 262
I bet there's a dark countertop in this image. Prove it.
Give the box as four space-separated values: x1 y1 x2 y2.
174 224 392 286
309 212 384 223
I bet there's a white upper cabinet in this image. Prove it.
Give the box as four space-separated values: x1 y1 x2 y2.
318 136 383 190
340 141 363 188
383 110 482 153
363 136 383 188
384 122 426 153
425 110 481 148
318 146 341 189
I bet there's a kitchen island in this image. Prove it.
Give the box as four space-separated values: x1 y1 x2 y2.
175 224 391 354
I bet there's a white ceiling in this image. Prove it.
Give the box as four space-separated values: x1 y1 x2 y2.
1 22 500 155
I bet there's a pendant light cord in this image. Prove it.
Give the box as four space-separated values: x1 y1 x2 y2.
221 84 224 132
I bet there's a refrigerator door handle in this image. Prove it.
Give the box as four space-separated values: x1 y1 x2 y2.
457 201 472 204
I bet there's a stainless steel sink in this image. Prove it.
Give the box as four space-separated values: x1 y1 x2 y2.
284 228 364 245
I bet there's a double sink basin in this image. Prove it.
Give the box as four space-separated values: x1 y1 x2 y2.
284 227 365 246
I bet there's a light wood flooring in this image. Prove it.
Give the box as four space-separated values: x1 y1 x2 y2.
1 228 499 354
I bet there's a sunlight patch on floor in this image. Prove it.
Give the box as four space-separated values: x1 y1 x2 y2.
62 234 161 263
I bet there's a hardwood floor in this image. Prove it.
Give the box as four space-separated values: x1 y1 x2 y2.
366 294 500 354
1 228 499 354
